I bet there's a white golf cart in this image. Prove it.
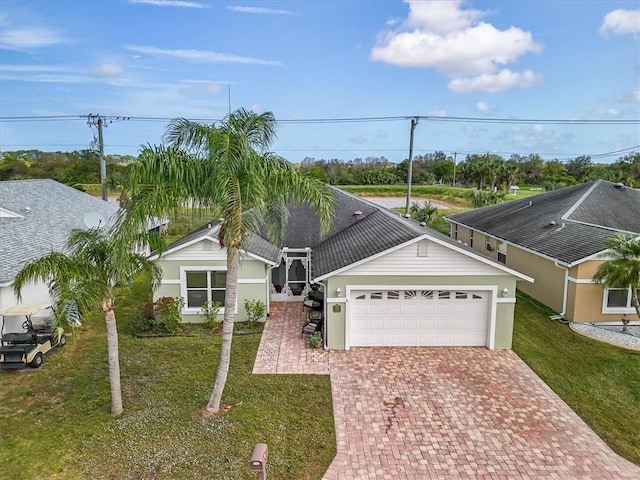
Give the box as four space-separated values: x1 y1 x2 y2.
0 303 66 370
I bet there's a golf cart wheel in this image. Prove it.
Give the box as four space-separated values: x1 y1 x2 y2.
29 353 44 368
58 335 67 347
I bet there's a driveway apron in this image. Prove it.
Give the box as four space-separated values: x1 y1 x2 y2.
253 303 640 479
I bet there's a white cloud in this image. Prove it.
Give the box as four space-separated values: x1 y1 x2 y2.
0 64 64 73
181 80 223 94
128 0 208 8
427 110 447 117
250 104 263 113
599 9 640 36
371 0 542 94
126 45 282 65
448 69 543 93
227 6 295 15
404 0 486 35
596 107 619 116
92 62 126 77
0 26 65 50
620 88 640 102
532 124 543 133
476 101 489 112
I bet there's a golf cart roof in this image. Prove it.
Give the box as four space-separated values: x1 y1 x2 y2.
1 303 51 317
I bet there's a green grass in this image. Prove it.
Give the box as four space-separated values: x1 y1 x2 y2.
0 280 335 480
513 293 640 465
337 184 471 207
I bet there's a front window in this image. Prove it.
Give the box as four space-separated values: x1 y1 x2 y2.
185 270 226 309
606 288 631 309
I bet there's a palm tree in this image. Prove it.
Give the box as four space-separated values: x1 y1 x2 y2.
13 228 162 416
593 234 640 326
118 108 334 415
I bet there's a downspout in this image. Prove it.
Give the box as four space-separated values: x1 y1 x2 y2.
553 261 569 317
318 280 329 351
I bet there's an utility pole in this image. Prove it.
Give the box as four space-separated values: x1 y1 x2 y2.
404 117 419 216
85 114 129 202
452 151 458 187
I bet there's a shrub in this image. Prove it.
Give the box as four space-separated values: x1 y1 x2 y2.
200 301 222 329
244 299 266 326
132 296 184 335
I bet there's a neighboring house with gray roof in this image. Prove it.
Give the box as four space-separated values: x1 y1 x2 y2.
446 180 640 323
153 187 532 350
0 179 120 314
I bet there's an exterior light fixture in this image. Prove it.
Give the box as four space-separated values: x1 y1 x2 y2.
335 287 341 297
502 287 509 297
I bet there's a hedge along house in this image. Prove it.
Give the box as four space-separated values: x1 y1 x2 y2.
446 180 640 323
152 187 532 350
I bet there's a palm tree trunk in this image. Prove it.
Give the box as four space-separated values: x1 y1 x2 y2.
104 295 123 416
205 248 239 414
632 287 640 320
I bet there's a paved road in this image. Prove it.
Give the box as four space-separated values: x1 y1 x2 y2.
358 196 452 210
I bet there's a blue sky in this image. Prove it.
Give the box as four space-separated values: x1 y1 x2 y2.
0 0 638 163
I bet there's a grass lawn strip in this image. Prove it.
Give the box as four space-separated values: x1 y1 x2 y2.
0 280 335 480
512 293 640 466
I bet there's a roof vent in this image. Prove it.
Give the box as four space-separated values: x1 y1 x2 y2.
352 210 364 220
614 182 625 189
547 220 556 226
419 221 427 227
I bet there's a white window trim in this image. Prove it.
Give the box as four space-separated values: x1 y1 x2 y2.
602 286 635 314
179 266 236 315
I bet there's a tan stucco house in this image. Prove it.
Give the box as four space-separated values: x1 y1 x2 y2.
153 187 532 350
446 180 640 323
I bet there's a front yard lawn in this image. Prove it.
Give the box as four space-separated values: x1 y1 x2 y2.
513 293 640 465
0 282 335 480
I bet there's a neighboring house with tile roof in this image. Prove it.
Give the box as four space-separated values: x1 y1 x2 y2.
446 180 640 323
153 187 532 350
0 179 120 314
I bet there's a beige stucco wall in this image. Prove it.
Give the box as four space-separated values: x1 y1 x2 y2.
323 274 517 350
155 258 269 323
455 225 636 322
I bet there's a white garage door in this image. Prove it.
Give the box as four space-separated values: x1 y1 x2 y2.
349 289 490 347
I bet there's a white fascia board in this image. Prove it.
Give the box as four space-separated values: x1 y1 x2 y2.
150 234 276 266
148 234 218 260
314 232 533 283
313 236 425 281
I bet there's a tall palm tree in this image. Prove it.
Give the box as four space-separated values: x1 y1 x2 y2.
13 228 162 416
593 234 640 323
118 108 334 415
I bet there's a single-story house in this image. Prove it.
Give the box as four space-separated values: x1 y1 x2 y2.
152 187 532 350
0 179 166 329
0 179 119 327
446 179 640 323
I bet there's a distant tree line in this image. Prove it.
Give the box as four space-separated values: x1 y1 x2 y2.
0 150 135 188
1 149 638 190
299 151 640 188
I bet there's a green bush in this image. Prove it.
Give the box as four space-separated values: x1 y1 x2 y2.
131 296 184 335
244 299 266 326
200 301 222 329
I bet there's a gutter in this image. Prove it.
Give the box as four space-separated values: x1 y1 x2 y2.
553 261 569 318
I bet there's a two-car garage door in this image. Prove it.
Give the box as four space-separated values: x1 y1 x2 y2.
349 289 490 347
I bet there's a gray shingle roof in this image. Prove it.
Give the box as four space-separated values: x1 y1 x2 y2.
447 180 640 265
0 179 119 285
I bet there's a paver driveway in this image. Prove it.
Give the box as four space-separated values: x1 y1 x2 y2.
254 303 640 479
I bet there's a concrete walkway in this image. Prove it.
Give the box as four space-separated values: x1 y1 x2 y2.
253 302 640 479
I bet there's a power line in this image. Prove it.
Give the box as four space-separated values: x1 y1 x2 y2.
0 113 638 125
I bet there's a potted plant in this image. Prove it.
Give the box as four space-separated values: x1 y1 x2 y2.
308 331 322 348
274 284 283 293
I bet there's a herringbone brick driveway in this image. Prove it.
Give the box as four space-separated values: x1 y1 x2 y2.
253 302 640 479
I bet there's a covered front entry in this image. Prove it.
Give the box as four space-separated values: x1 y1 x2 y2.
348 288 491 347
